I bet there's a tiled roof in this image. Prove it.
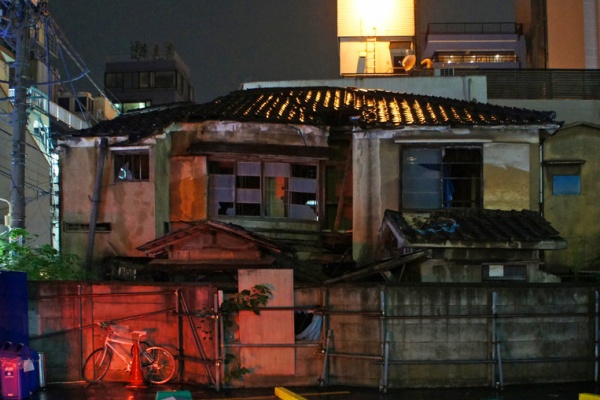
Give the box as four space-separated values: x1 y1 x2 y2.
383 209 566 249
137 219 293 257
65 86 558 139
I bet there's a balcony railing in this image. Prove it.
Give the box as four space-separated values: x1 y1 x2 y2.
427 22 523 35
448 69 600 100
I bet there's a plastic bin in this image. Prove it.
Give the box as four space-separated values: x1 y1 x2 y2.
155 390 192 400
0 342 33 400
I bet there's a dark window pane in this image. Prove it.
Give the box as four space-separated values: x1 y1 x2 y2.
292 164 317 179
155 71 176 88
209 161 234 175
236 203 261 216
236 176 260 189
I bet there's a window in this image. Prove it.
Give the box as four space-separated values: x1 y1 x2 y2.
552 175 581 195
402 146 482 209
155 71 176 88
547 161 583 196
120 101 152 113
105 72 123 89
209 160 318 220
113 151 150 182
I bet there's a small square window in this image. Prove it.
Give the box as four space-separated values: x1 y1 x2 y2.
552 175 581 195
114 151 150 182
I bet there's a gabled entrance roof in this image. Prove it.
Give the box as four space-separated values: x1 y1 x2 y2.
137 220 296 271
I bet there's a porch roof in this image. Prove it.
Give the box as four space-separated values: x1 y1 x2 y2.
382 209 566 250
61 86 558 140
137 219 294 258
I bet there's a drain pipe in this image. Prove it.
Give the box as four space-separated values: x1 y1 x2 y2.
85 138 108 277
595 290 599 382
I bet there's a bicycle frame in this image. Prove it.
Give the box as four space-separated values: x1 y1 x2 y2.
98 325 146 372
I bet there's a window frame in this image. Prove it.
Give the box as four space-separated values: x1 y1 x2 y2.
400 145 483 211
545 160 584 196
208 158 319 221
112 148 151 183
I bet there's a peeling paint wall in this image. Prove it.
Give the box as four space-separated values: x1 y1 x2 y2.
543 124 600 274
60 137 171 264
483 142 535 211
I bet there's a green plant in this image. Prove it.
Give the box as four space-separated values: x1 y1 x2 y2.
195 284 272 382
196 284 273 327
223 353 252 382
0 228 83 280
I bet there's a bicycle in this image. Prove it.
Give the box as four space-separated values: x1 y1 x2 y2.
82 323 176 384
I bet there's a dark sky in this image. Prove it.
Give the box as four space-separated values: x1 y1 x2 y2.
48 0 340 103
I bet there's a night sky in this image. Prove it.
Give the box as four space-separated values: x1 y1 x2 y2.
48 0 340 103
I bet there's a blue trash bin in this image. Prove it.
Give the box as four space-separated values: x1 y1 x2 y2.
0 343 32 400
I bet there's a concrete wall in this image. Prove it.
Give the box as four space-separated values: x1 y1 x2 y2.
543 123 600 274
27 281 598 390
60 137 170 264
243 76 487 103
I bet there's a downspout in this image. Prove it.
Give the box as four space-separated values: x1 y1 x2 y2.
85 138 108 278
539 141 544 217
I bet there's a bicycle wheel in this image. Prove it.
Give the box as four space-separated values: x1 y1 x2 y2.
82 347 112 383
141 346 176 384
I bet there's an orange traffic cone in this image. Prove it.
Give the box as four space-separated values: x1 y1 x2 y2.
126 338 147 389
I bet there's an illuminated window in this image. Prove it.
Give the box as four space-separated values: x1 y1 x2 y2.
209 160 318 220
401 146 482 209
113 151 150 182
120 101 152 113
434 51 517 64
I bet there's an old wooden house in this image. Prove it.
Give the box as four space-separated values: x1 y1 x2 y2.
55 86 565 283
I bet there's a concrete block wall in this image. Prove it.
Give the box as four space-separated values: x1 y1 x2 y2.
320 284 596 389
27 282 599 390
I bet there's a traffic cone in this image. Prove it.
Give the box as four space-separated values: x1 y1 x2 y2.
126 338 147 389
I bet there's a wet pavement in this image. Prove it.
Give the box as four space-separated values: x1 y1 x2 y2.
22 380 600 400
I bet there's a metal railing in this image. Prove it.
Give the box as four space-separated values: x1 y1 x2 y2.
428 22 523 35
449 69 600 100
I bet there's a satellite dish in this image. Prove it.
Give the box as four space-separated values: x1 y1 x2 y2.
420 58 433 69
402 54 417 72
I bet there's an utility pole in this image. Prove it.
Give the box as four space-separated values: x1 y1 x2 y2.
10 0 30 230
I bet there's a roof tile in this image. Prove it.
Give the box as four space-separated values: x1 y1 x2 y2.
65 86 558 139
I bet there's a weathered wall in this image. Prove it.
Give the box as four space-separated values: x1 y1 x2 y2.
543 123 600 274
27 282 597 390
313 284 596 389
60 138 170 263
353 128 542 265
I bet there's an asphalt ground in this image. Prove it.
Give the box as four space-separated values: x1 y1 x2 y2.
20 380 600 400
